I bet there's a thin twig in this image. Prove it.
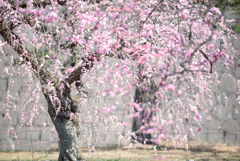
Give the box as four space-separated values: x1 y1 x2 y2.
199 49 213 73
138 0 164 32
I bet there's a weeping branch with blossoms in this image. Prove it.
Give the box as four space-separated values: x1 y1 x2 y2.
0 0 237 160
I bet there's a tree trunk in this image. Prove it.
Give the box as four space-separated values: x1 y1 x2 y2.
52 116 85 161
44 87 86 161
132 78 158 144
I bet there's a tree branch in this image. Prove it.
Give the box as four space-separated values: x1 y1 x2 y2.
0 10 52 85
65 55 97 85
199 49 213 73
138 0 164 32
9 0 67 9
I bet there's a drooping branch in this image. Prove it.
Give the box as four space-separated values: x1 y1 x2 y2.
0 16 52 85
199 49 213 73
138 0 164 32
65 48 136 86
8 0 68 9
65 55 97 85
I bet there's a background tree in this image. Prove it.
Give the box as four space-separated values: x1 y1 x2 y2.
0 0 237 160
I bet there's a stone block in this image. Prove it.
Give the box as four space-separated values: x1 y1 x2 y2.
202 115 221 130
224 133 238 144
92 133 118 147
236 68 240 79
220 75 238 92
15 140 58 151
207 133 224 143
222 120 240 132
216 104 232 120
236 133 240 144
224 10 238 21
231 34 240 51
232 104 240 120
216 63 225 75
219 119 240 144
0 79 7 93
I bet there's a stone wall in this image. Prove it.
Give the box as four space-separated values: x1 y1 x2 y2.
193 10 240 144
0 53 133 151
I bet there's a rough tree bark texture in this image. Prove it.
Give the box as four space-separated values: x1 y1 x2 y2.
132 77 158 144
53 117 83 161
44 87 85 161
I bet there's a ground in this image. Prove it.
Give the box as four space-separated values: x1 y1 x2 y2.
0 141 240 160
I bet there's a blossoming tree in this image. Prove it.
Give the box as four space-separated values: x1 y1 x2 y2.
0 0 237 160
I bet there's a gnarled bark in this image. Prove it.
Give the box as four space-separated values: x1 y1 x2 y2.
52 117 84 161
132 77 158 144
44 86 85 161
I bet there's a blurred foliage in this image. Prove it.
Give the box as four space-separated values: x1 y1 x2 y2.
32 48 51 60
13 58 24 65
232 23 240 33
13 48 52 65
63 55 75 67
213 0 240 14
213 0 240 33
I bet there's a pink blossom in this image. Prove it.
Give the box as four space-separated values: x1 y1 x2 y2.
150 138 160 144
122 7 131 12
133 44 144 50
191 106 198 114
138 56 145 64
195 128 201 132
129 112 140 118
117 122 128 126
142 86 148 90
161 81 166 86
161 129 167 135
168 119 173 125
214 31 219 35
152 156 165 160
158 51 165 57
109 91 116 97
146 23 154 30
196 114 202 120
45 12 57 23
95 7 100 11
133 103 143 112
65 37 69 41
115 63 120 67
166 84 175 90
181 13 186 20
33 9 43 17
101 92 106 97
97 49 105 54
103 75 109 81
42 122 47 128
159 133 166 140
152 116 157 122
112 8 121 12
101 105 117 114
225 19 236 23
235 109 239 115
143 127 157 134
207 116 211 120
123 47 135 53
72 35 81 44
65 67 75 75
142 108 151 122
